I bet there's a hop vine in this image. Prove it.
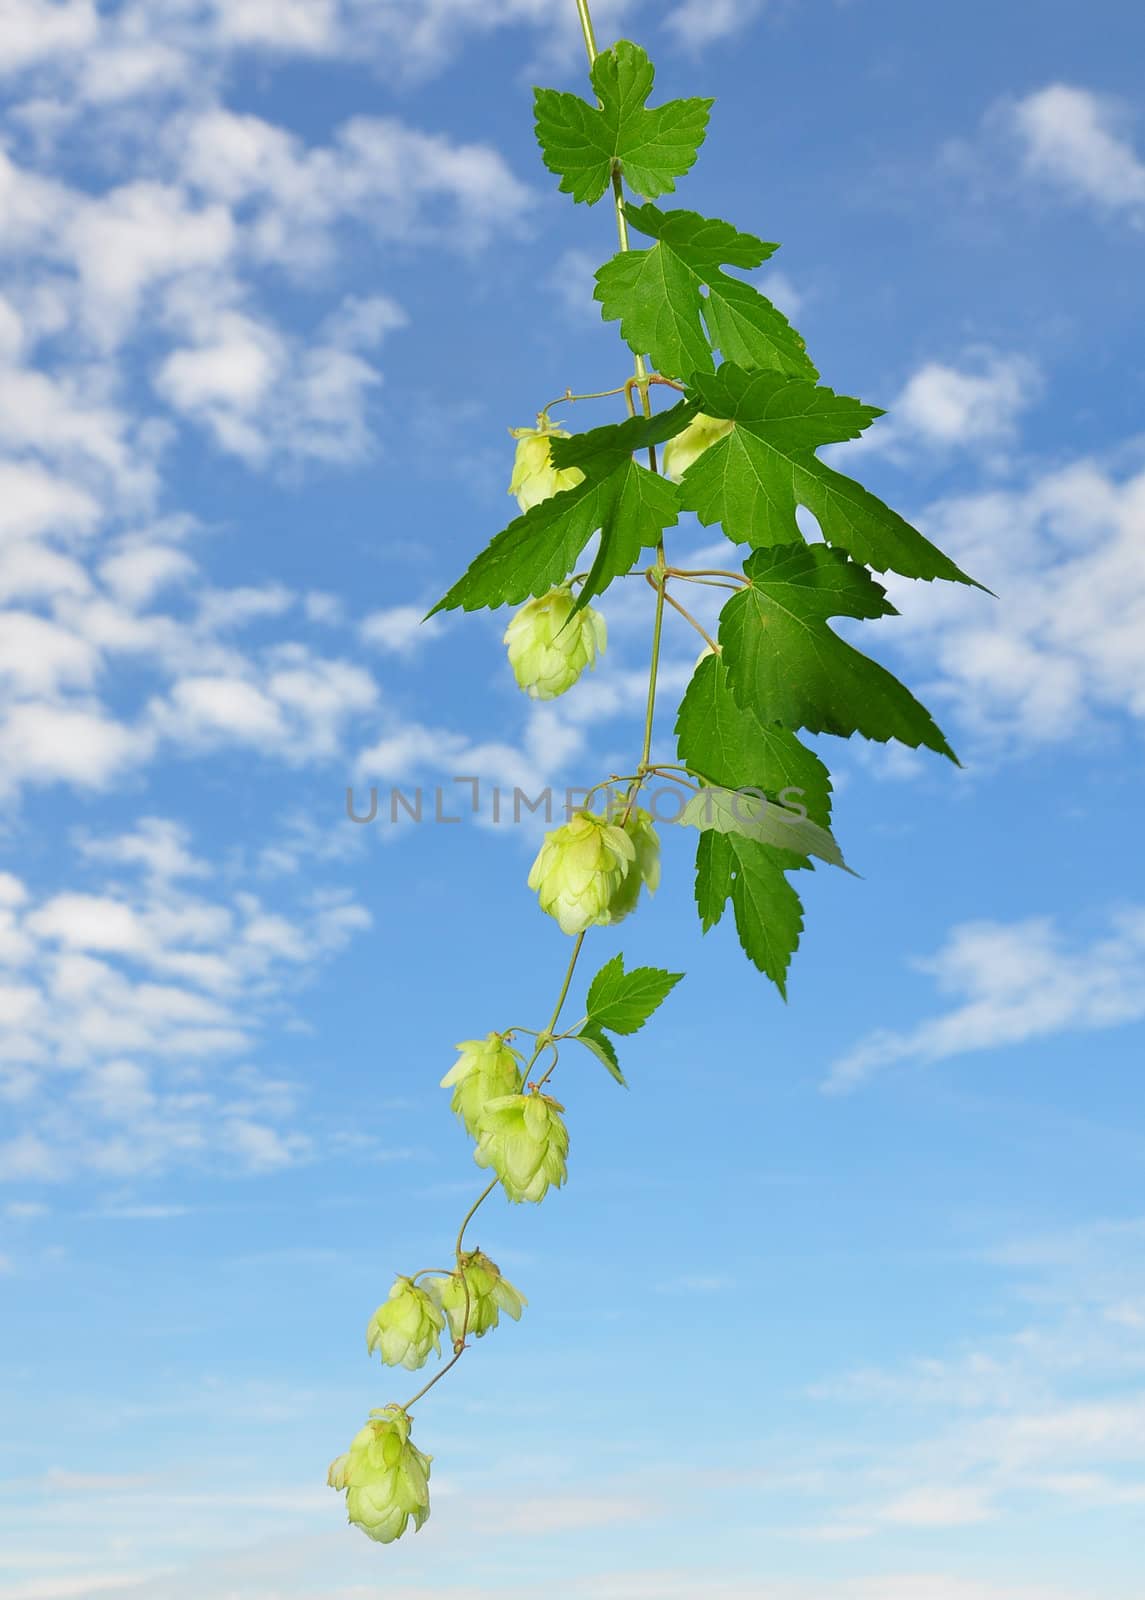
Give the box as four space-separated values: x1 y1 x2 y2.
327 0 973 1545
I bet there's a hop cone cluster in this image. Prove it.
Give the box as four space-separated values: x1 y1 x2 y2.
661 411 734 482
429 1249 527 1343
508 415 585 511
504 586 606 701
440 1033 523 1137
366 1277 444 1371
528 807 660 935
474 1088 569 1203
327 1406 431 1545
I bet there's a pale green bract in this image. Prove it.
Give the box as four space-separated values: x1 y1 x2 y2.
428 1250 528 1343
440 1033 523 1137
327 1406 432 1545
508 416 585 512
527 808 661 935
661 411 734 482
474 1089 570 1203
504 587 607 700
528 810 635 935
365 1278 444 1372
605 806 661 922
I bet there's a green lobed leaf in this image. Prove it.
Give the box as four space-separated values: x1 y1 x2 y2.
678 363 976 585
718 543 958 761
534 40 712 206
675 652 833 828
677 786 849 871
584 953 684 1036
575 1024 627 1087
694 832 809 997
430 404 694 614
595 204 817 381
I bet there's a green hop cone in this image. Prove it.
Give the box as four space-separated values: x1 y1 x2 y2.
602 806 661 923
503 586 607 701
474 1088 569 1204
508 414 585 512
527 810 636 936
661 412 734 483
428 1249 527 1344
366 1277 445 1371
440 1033 523 1138
327 1405 431 1545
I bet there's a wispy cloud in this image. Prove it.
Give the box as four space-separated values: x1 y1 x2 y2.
826 908 1145 1092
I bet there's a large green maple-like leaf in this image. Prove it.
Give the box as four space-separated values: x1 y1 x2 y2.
719 543 958 761
694 831 810 996
535 40 712 206
677 364 976 586
595 204 816 382
430 404 693 614
675 653 833 828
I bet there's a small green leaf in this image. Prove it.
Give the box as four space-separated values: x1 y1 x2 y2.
585 953 684 1036
534 40 712 206
676 652 833 828
696 834 809 996
719 543 958 762
575 1024 627 1087
430 405 693 614
678 786 849 871
596 204 816 381
678 363 976 586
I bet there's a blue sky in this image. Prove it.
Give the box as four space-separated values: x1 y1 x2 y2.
1 1 1144 1596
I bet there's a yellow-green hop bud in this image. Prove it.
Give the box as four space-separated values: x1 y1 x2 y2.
440 1033 523 1137
508 415 585 512
601 806 661 923
661 412 734 482
474 1088 569 1204
528 810 636 936
503 587 606 701
327 1405 431 1545
428 1249 527 1343
366 1277 444 1371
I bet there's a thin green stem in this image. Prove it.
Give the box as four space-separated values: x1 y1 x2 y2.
401 1345 466 1413
668 567 749 586
574 0 599 62
455 1180 498 1258
539 932 587 1044
543 382 631 412
659 582 720 654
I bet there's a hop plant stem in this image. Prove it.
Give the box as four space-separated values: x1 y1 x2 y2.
387 0 675 1442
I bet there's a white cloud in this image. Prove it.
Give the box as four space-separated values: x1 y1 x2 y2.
756 268 805 321
864 448 1145 751
76 818 210 883
826 908 1145 1092
834 351 1040 467
359 605 442 656
0 461 99 542
0 0 97 73
1010 84 1145 221
0 702 155 795
152 647 378 760
176 106 531 263
0 827 370 1182
666 0 766 48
